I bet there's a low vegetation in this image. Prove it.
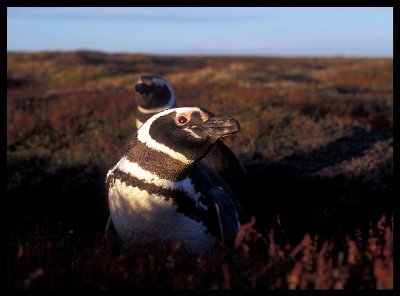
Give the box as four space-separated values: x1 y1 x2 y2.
7 51 393 289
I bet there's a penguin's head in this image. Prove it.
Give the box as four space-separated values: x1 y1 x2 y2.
137 107 240 164
134 75 175 110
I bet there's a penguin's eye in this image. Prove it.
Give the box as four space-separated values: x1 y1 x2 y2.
177 116 188 125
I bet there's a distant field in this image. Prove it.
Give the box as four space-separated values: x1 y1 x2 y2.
7 51 393 289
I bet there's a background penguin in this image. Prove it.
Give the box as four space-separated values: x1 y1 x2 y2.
134 75 177 128
105 107 242 254
134 75 258 223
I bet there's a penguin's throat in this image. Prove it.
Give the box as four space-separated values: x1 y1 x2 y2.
136 89 176 115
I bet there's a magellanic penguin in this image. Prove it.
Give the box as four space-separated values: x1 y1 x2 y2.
105 107 242 254
134 75 257 223
134 75 177 128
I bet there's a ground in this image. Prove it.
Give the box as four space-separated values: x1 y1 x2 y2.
7 51 393 289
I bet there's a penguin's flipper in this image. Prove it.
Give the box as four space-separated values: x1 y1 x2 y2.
190 162 241 241
207 187 241 241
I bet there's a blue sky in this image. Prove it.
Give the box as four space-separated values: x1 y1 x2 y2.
7 7 393 57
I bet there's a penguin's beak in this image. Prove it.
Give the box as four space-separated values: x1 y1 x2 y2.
202 117 240 138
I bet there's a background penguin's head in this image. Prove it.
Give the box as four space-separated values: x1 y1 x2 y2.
137 107 240 164
134 75 175 109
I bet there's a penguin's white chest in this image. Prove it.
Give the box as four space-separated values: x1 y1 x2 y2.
108 179 215 253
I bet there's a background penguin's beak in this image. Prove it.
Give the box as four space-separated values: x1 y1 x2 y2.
202 117 240 138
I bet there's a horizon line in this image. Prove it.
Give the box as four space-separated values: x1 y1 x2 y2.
7 49 393 59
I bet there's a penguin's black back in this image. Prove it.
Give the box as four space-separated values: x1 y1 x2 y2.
201 140 257 223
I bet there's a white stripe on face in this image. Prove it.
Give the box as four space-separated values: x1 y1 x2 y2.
183 127 202 139
136 107 202 164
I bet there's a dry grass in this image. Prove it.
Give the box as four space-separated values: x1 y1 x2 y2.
7 51 393 289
